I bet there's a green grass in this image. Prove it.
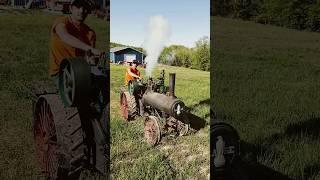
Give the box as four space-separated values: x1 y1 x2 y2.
0 9 209 179
110 64 210 179
0 10 108 179
213 17 320 179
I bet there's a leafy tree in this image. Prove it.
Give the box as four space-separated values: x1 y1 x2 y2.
159 45 191 67
193 36 210 71
158 37 210 71
175 47 192 67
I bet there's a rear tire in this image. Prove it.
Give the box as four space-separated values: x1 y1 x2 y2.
33 94 88 179
33 96 60 179
120 91 138 121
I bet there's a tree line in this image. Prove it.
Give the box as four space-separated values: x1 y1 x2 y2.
111 36 210 71
159 36 210 71
212 0 320 32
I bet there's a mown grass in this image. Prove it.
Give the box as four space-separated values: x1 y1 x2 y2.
0 9 209 180
0 10 108 179
213 17 320 180
110 64 210 179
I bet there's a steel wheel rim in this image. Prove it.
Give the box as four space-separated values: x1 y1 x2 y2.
144 116 160 145
120 93 128 120
62 63 75 106
33 98 58 178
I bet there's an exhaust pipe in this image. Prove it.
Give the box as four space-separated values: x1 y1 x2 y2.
169 73 176 97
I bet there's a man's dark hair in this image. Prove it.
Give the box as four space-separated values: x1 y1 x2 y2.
71 0 96 12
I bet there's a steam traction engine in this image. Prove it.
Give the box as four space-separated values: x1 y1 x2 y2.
120 70 190 145
32 53 109 179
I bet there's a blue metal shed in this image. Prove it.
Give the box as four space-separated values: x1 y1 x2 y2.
110 47 145 64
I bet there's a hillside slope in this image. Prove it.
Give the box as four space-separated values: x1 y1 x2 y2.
213 17 320 179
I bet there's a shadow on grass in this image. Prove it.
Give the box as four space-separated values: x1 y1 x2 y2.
185 111 207 131
224 141 293 180
232 158 293 180
284 117 320 138
235 117 320 180
258 117 320 179
184 98 210 131
210 111 292 180
265 117 320 143
212 141 292 180
188 99 211 110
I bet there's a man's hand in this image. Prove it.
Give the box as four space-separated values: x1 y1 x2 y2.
134 75 141 80
89 47 100 56
86 49 102 65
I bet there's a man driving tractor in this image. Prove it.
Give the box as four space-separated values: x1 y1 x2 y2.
49 0 100 86
125 59 141 85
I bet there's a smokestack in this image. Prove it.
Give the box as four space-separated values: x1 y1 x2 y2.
169 73 176 97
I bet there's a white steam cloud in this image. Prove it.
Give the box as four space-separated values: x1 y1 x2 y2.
143 15 171 77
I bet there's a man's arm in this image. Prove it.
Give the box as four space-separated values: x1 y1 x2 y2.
55 23 100 55
88 30 96 48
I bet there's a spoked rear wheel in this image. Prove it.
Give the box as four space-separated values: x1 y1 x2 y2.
120 91 128 120
33 97 59 179
120 91 137 121
144 116 161 146
33 95 86 179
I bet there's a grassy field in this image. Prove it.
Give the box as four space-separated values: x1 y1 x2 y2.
213 17 320 179
110 64 210 179
0 9 108 179
0 8 209 179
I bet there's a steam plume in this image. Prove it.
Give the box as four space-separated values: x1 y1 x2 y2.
143 15 171 77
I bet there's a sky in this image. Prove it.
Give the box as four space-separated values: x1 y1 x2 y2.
110 0 210 48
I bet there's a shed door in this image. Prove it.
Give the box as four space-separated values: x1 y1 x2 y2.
124 54 136 62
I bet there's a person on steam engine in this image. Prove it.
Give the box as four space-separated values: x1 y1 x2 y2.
125 59 141 85
48 0 101 87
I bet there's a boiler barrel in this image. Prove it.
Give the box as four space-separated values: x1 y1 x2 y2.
142 92 185 117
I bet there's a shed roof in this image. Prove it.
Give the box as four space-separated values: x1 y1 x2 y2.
110 46 145 55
